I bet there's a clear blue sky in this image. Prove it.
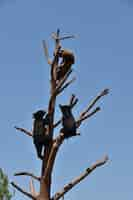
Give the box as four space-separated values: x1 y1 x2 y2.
0 0 133 199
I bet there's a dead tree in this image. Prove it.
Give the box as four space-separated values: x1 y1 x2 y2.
11 29 109 200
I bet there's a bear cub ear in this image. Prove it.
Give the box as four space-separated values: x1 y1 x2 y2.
32 110 46 119
59 104 72 118
59 104 69 112
59 104 70 110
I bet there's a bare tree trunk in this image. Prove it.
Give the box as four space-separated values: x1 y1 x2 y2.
12 29 109 200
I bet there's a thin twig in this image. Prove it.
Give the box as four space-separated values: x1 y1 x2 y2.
57 77 76 95
52 155 109 200
53 120 62 128
51 33 76 41
14 126 32 137
11 182 36 200
14 172 40 181
59 35 76 40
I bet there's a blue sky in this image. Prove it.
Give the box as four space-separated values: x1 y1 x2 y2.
0 0 133 199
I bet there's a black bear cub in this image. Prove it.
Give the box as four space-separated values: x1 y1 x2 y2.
59 104 77 138
32 110 51 160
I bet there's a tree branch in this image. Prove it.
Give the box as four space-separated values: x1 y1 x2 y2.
80 88 109 118
11 182 36 200
52 155 109 200
41 29 61 197
14 126 32 137
42 40 51 65
76 107 101 127
51 33 76 41
14 172 40 181
57 77 76 95
59 35 76 40
44 133 64 182
53 119 62 128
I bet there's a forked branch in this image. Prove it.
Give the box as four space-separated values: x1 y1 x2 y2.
69 94 76 105
80 88 109 119
52 155 109 200
76 107 101 127
70 95 78 108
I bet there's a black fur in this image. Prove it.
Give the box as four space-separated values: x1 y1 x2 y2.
32 110 51 160
59 104 77 138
